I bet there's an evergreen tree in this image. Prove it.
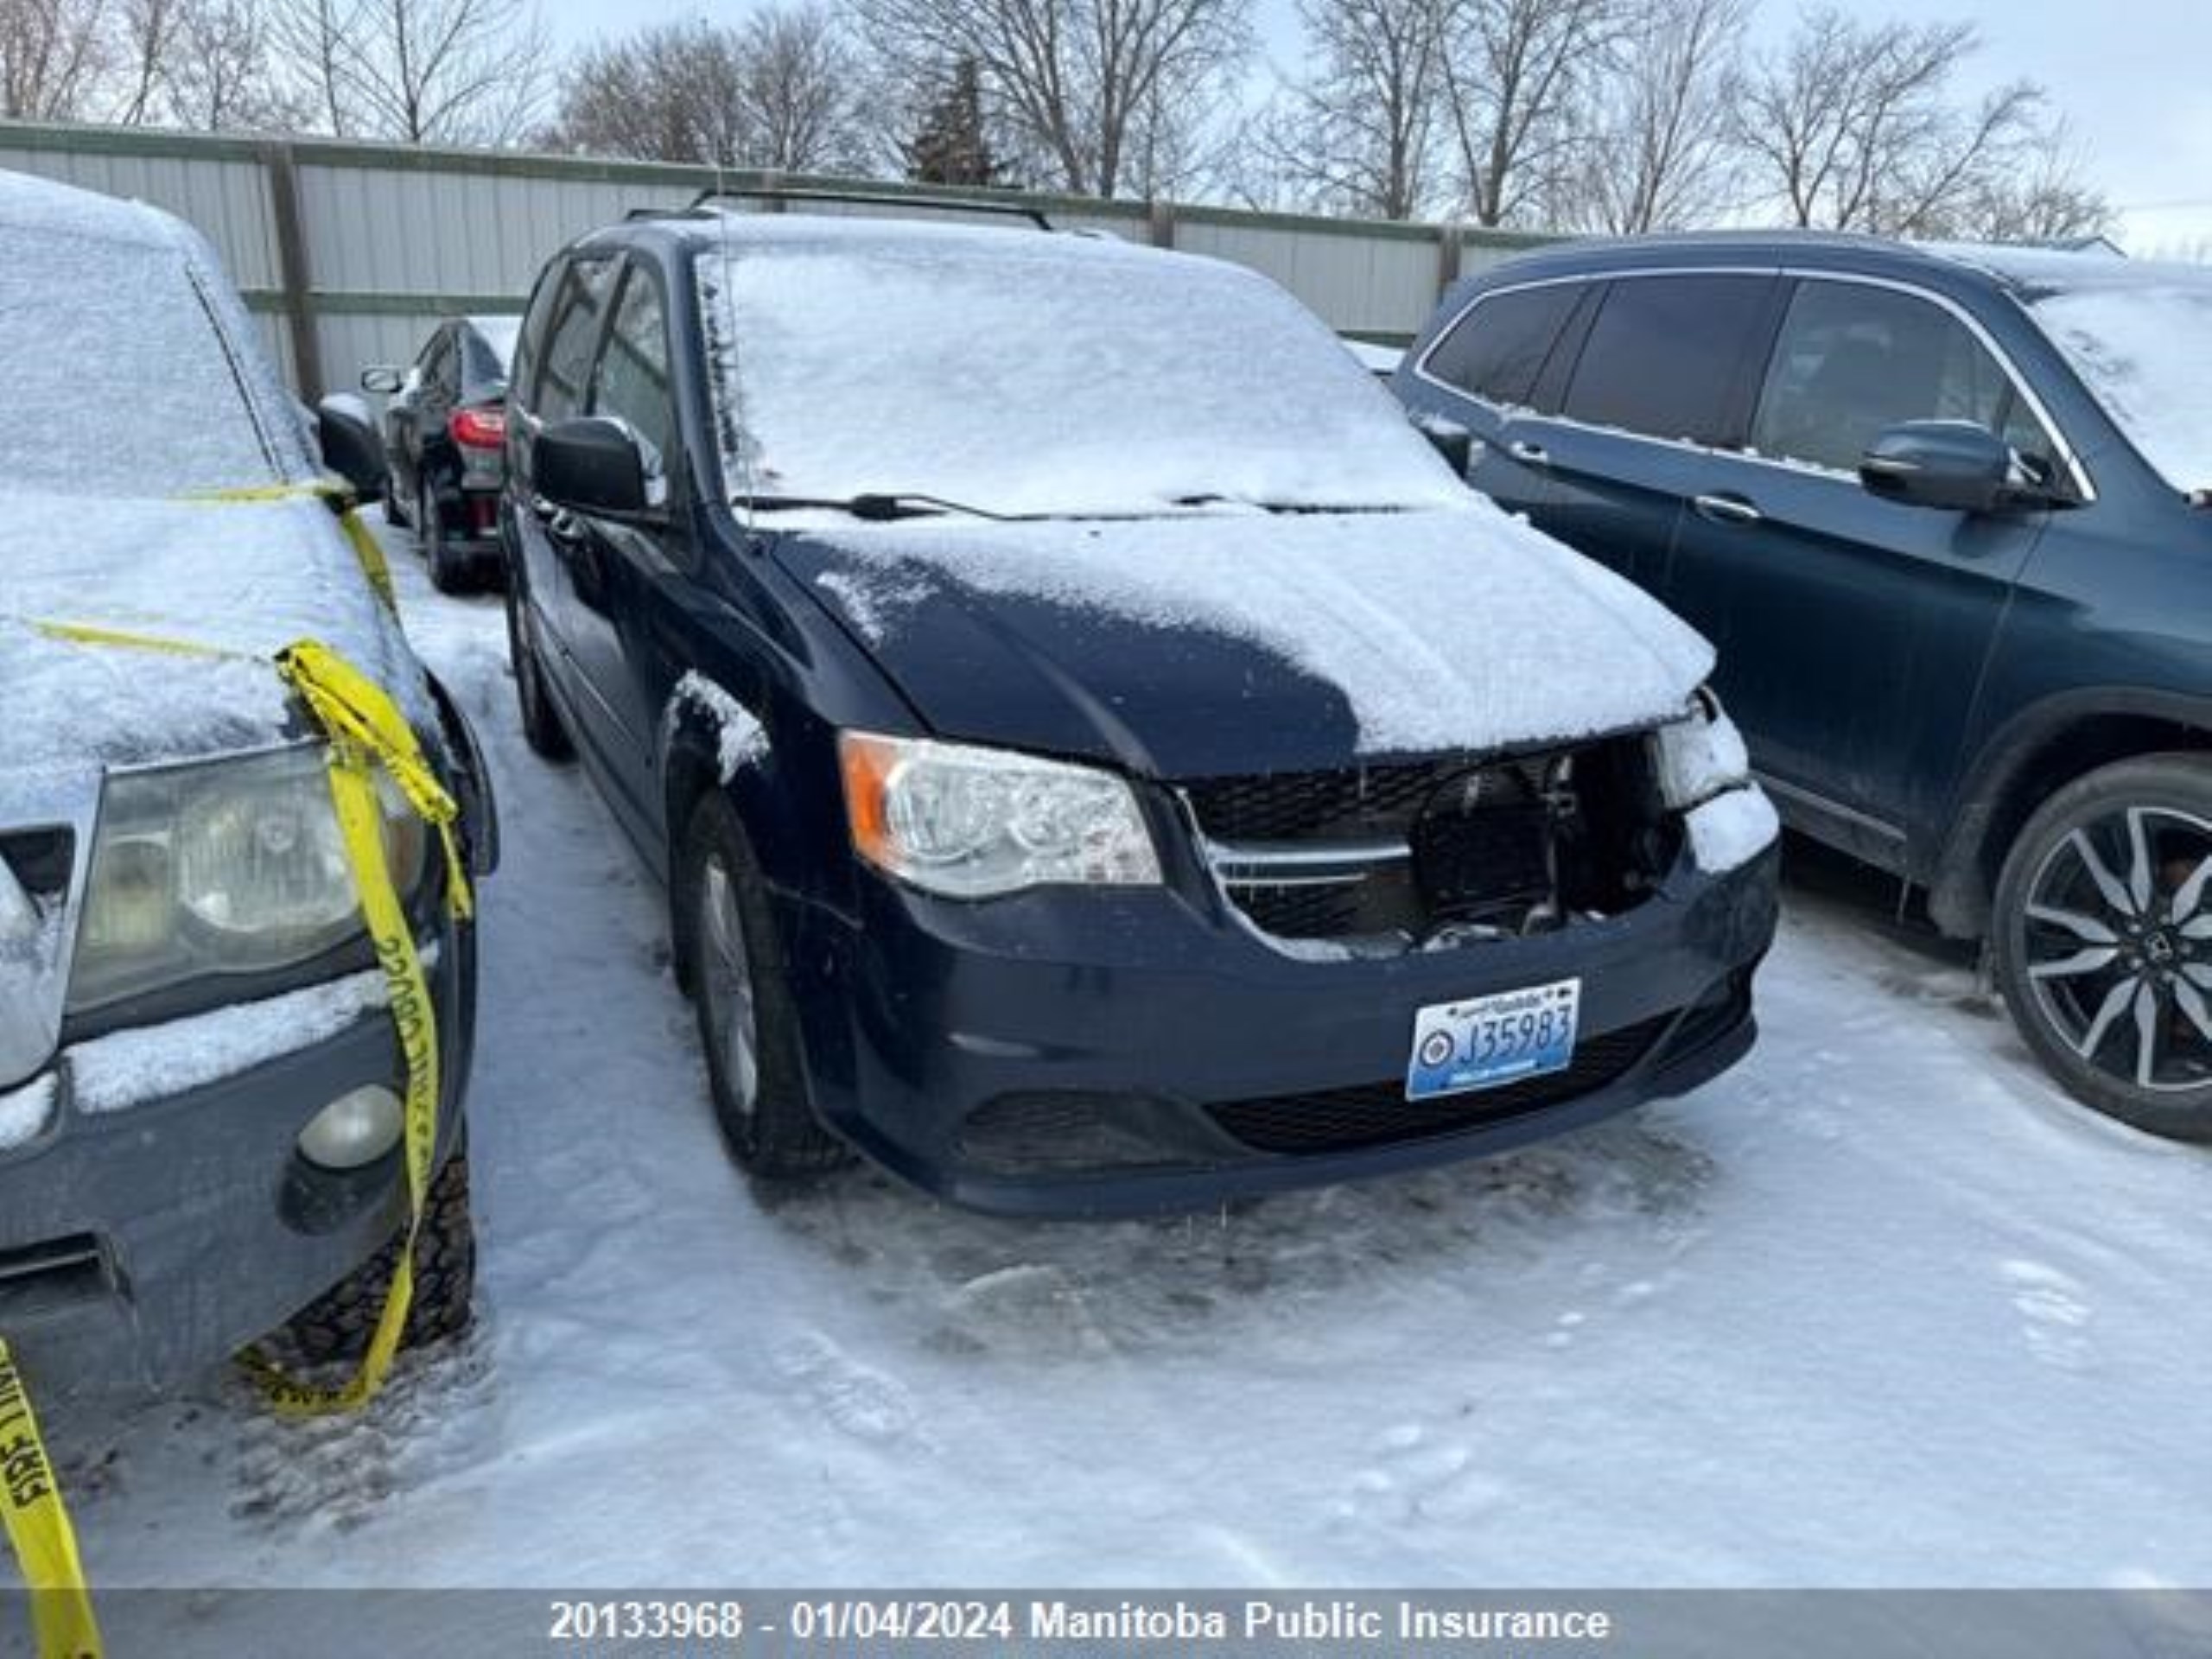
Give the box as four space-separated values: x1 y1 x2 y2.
905 59 1000 186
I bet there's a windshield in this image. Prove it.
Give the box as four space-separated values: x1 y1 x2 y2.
2010 261 2212 494
467 315 521 379
0 224 286 499
693 221 1469 519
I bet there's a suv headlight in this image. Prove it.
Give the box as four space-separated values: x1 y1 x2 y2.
67 744 426 1011
839 732 1161 899
1653 690 1751 811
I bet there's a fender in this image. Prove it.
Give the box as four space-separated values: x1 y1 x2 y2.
1929 685 2212 937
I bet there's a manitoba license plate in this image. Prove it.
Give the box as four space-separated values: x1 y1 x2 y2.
1405 978 1582 1101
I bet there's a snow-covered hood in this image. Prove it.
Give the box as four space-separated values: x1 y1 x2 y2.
780 499 1715 779
0 487 424 781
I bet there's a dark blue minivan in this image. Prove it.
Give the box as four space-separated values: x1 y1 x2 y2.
498 200 1780 1216
1398 232 2212 1140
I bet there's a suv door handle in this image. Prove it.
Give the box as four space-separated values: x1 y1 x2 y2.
1692 493 1764 526
1507 440 1550 467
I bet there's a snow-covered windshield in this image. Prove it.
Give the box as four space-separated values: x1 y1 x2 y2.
1999 255 2212 493
0 221 283 499
693 219 1468 519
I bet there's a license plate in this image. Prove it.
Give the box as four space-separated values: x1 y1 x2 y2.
1406 978 1582 1101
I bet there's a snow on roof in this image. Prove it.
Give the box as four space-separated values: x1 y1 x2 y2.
0 168 315 498
1935 245 2212 493
0 171 415 777
690 216 1471 518
0 166 177 248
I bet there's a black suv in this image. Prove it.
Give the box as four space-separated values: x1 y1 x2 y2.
495 199 1780 1217
1397 233 2212 1139
364 315 518 592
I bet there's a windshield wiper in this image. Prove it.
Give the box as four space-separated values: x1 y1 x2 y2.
738 492 1009 522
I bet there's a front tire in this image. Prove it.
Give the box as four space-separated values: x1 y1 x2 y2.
272 1150 477 1365
1993 754 2212 1141
676 793 848 1179
504 579 573 760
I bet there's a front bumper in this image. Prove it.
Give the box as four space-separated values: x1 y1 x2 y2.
786 842 1780 1217
0 922 476 1405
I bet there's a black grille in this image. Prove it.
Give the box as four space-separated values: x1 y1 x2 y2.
1234 882 1368 939
1205 1014 1670 1155
1183 760 1476 842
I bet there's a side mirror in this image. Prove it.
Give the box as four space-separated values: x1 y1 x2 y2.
1413 412 1473 477
314 391 386 497
1859 421 2018 514
536 416 649 515
360 365 404 397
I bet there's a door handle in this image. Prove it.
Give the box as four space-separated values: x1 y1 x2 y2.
531 494 584 544
1507 440 1551 467
1692 493 1764 526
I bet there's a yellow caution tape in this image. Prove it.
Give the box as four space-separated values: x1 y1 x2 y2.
0 1339 102 1658
239 641 472 1413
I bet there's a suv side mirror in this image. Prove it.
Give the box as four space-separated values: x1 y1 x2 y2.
360 365 404 396
1859 422 2018 514
314 391 386 497
536 416 649 515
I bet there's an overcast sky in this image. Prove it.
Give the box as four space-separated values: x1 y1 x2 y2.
537 0 2212 254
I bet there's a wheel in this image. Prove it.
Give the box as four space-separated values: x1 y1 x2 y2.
1993 754 2212 1141
503 578 572 760
273 1151 477 1364
677 792 849 1178
420 478 467 594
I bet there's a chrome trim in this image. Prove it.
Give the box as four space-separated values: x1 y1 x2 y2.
1205 837 1411 889
1413 263 2098 506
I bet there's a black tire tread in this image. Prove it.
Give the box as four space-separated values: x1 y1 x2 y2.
275 1152 477 1365
677 793 850 1179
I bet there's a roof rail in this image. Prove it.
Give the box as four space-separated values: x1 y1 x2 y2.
683 185 1054 231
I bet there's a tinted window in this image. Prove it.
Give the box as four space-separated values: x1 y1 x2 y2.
1751 279 2060 476
461 323 513 388
510 272 560 410
589 270 675 467
1561 276 1771 445
534 257 621 422
1423 283 1584 408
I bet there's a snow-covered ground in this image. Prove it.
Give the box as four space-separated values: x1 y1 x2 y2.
43 531 2212 1596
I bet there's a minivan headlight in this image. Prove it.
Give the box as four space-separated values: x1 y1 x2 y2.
1652 691 1751 811
839 732 1161 899
68 744 425 1011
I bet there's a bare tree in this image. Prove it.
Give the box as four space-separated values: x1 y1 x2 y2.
1545 0 1745 233
271 0 550 144
856 0 1253 199
110 0 296 128
553 7 875 173
556 21 753 165
736 3 878 173
1249 0 1450 219
1735 8 2050 237
1435 0 1629 227
0 0 112 118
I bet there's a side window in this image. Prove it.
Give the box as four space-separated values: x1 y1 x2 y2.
534 257 621 423
1422 283 1585 410
588 269 675 468
1561 275 1773 446
1750 280 2061 476
510 269 561 413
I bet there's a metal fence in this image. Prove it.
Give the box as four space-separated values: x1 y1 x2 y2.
0 119 1555 400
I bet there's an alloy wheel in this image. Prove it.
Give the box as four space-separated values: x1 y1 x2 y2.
2021 804 2212 1092
697 853 760 1117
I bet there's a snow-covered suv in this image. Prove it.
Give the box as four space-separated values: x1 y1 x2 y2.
0 171 494 1402
500 200 1781 1216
